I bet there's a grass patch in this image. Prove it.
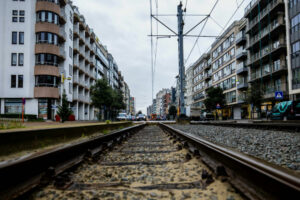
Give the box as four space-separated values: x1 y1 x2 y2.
0 119 25 130
102 129 110 135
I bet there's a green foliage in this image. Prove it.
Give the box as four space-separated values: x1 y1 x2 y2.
244 82 263 109
90 79 113 109
168 105 177 118
91 79 126 120
102 129 110 135
0 119 25 130
112 89 126 110
105 120 111 124
204 87 226 111
57 90 73 123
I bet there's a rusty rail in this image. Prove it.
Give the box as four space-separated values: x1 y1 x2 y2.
0 123 146 200
159 123 300 200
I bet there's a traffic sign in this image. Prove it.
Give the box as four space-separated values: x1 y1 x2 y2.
275 91 283 100
216 103 221 109
22 98 26 105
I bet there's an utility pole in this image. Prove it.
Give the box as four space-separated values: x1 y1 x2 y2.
149 1 210 116
177 2 185 115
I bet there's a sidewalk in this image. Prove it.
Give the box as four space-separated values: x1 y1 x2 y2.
0 120 115 133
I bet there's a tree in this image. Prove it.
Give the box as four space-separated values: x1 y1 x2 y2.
204 87 226 112
137 110 142 115
168 105 177 119
111 89 126 119
57 90 72 123
91 79 126 120
90 79 113 120
244 82 263 119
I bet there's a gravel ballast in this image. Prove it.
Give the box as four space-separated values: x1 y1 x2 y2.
171 124 300 171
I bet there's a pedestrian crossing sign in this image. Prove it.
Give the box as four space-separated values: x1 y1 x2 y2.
275 91 283 100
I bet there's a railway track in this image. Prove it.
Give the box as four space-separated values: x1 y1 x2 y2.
0 123 299 199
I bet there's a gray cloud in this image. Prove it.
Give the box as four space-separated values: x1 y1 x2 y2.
72 0 251 113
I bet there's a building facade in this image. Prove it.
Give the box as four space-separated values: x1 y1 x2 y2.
287 0 300 99
0 0 128 120
245 0 288 114
129 97 135 115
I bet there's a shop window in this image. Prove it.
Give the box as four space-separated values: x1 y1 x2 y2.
4 99 22 114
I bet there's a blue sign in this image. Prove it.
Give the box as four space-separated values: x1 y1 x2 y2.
275 91 283 100
216 104 221 109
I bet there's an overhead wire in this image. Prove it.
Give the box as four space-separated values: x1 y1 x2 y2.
184 0 219 65
149 0 154 101
202 0 247 55
153 0 158 78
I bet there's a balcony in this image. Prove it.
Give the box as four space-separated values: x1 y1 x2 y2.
262 83 287 99
250 61 287 82
73 24 80 37
246 0 284 32
236 62 248 74
237 93 246 103
237 82 248 90
59 7 66 25
235 31 246 45
248 41 286 66
236 47 247 60
247 17 285 49
59 48 66 60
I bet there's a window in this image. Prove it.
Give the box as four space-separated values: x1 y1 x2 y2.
35 53 58 66
4 99 22 114
19 53 24 66
11 75 16 88
35 75 58 87
69 82 72 94
19 32 24 44
274 60 280 71
12 32 17 44
70 11 73 23
11 53 17 66
36 11 59 24
69 29 73 40
69 47 72 58
18 75 23 88
36 32 58 45
69 64 72 76
19 10 25 22
12 10 18 22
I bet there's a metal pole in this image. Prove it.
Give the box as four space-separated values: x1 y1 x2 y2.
177 2 185 115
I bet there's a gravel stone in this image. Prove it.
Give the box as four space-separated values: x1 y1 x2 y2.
171 124 300 171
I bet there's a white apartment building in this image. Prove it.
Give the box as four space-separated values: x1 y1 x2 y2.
185 65 194 116
0 0 126 121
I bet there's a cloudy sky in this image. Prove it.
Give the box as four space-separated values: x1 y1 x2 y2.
72 0 251 113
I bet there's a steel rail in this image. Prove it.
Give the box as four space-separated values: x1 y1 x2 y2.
0 123 146 200
159 123 300 200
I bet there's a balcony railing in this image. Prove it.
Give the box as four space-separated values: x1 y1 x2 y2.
250 41 285 63
249 20 280 47
246 0 280 28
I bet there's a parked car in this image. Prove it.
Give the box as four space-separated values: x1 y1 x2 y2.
116 113 127 121
270 101 300 120
137 114 146 121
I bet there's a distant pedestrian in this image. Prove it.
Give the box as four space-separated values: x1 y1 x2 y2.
266 110 271 120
